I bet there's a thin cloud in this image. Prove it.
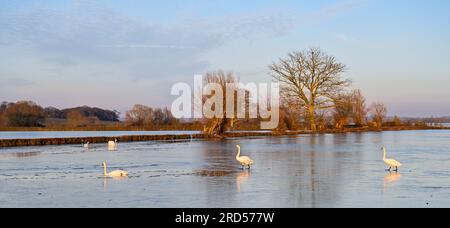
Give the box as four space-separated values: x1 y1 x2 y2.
335 34 363 44
303 0 366 23
0 1 293 81
98 44 196 49
334 33 379 48
0 77 33 87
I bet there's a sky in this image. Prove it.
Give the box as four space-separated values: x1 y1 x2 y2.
1 0 450 117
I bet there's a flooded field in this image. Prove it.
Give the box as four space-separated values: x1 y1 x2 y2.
1 130 450 208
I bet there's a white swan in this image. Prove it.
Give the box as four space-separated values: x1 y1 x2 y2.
83 141 90 148
102 161 128 177
108 138 118 151
382 147 402 172
236 145 254 169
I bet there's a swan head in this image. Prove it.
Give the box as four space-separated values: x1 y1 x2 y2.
102 161 106 167
236 145 240 149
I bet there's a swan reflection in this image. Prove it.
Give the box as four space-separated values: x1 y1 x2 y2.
383 172 401 192
236 170 251 192
102 176 128 191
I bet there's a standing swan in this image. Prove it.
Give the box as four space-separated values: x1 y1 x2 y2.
102 161 128 177
108 138 118 151
382 147 402 172
236 145 254 169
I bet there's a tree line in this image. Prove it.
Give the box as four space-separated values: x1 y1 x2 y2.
124 105 178 127
0 101 120 127
1 48 440 131
0 100 179 129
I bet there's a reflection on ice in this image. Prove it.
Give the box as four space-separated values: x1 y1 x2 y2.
236 170 251 193
383 172 401 193
12 151 42 158
1 130 450 207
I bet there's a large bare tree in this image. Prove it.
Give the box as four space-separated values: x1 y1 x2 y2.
201 71 240 136
270 48 350 131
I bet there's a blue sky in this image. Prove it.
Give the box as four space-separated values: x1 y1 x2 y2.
1 0 450 117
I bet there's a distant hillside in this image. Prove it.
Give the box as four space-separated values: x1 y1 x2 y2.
45 106 119 122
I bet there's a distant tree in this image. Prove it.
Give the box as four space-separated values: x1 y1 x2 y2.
62 106 119 122
152 108 165 125
393 116 402 126
370 102 387 128
0 102 8 113
278 104 302 131
333 89 368 129
333 93 353 129
351 89 367 126
125 104 153 126
67 110 86 127
4 101 45 127
44 107 65 119
162 107 177 125
270 48 350 131
385 115 402 127
0 102 8 126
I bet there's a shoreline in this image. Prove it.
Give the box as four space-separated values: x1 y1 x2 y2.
0 126 448 148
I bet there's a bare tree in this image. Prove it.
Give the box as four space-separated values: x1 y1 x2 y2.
270 48 350 131
162 107 177 125
333 89 368 129
351 89 367 126
278 103 302 131
370 102 387 128
125 104 153 126
333 93 353 129
201 70 240 136
152 108 165 125
3 101 45 127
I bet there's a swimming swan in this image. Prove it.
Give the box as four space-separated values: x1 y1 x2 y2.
108 138 118 151
236 145 254 169
382 147 402 172
102 161 128 177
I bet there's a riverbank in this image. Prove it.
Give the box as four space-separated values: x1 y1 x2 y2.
0 126 448 148
0 132 273 148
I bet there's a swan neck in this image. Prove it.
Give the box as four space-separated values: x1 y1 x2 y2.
383 148 386 160
236 147 240 159
103 163 107 176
